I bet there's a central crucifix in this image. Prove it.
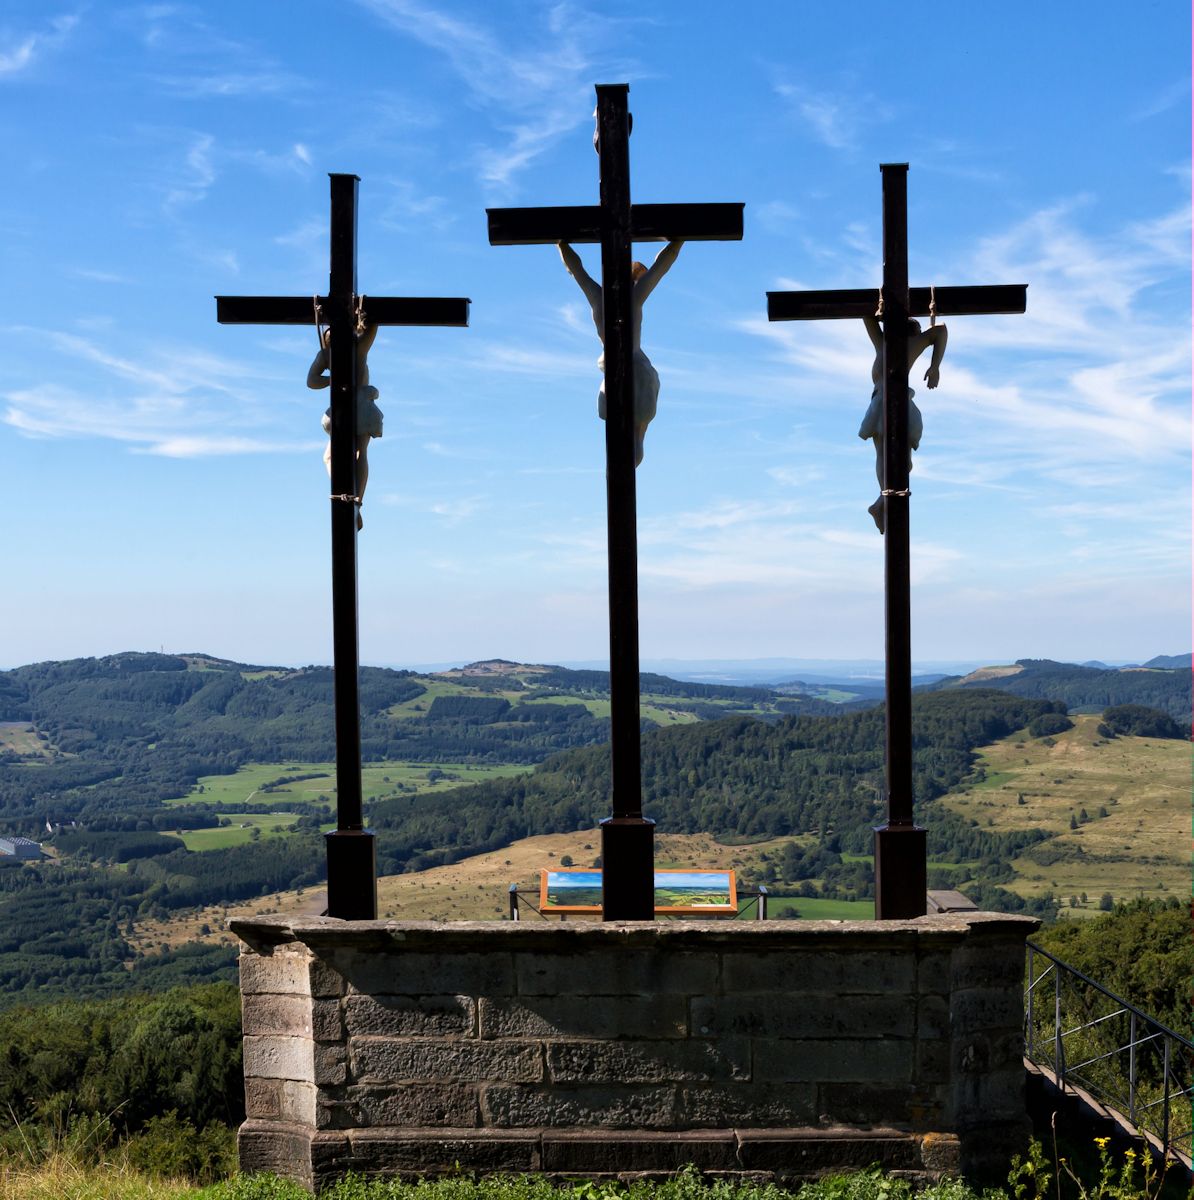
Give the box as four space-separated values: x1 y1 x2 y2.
216 174 470 920
489 85 743 920
767 164 1026 919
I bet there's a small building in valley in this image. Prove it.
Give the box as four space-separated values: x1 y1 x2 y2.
0 836 44 861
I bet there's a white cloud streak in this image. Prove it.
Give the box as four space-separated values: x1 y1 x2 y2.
2 329 316 458
0 13 78 77
742 193 1193 476
773 78 888 152
355 0 637 188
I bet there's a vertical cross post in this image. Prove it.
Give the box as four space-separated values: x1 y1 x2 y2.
487 85 743 920
215 173 470 920
765 164 1026 919
323 174 374 921
594 85 653 921
873 164 925 919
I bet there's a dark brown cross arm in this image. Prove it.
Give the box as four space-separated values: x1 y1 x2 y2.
486 84 743 921
766 284 1026 322
215 295 470 326
214 173 469 922
766 163 1026 921
487 202 743 246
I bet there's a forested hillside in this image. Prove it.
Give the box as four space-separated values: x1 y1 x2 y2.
0 652 1166 1008
370 690 1058 899
935 659 1191 723
0 652 826 834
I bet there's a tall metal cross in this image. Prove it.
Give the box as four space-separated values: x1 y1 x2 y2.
216 173 470 920
488 84 743 921
767 163 1026 920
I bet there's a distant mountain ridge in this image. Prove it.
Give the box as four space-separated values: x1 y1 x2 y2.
932 658 1190 724
1139 653 1189 670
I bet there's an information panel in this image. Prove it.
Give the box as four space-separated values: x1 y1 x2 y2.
540 868 737 914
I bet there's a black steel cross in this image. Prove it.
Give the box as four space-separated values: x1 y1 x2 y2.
488 84 743 921
767 163 1026 920
216 173 469 920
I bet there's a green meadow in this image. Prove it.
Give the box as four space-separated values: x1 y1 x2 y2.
169 760 531 810
766 896 876 920
169 812 303 852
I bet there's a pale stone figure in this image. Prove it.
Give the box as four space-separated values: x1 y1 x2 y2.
307 323 382 531
860 313 948 533
558 240 683 466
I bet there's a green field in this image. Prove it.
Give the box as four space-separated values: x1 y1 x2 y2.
767 896 875 920
387 679 774 728
169 812 303 852
169 760 531 810
0 722 48 758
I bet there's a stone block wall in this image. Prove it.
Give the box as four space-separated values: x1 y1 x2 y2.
232 913 1037 1190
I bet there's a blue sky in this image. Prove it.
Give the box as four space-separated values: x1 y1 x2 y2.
1 2 1189 670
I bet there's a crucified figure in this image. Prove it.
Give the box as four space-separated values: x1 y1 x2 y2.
307 322 383 531
558 239 683 466
859 313 948 532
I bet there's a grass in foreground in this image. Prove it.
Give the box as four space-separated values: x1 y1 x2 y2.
3 1140 1181 1200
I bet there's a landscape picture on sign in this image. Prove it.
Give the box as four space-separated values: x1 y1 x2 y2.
653 869 736 912
540 869 736 913
541 869 603 910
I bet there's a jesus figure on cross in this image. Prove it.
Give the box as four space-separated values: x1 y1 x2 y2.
307 321 383 530
558 238 683 466
858 311 948 533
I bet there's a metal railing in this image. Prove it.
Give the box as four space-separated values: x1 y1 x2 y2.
1025 940 1194 1162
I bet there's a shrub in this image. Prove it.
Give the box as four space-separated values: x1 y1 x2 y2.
121 1111 236 1184
1027 713 1073 738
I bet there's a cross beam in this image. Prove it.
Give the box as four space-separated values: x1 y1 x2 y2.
767 163 1026 920
216 173 470 921
488 84 743 921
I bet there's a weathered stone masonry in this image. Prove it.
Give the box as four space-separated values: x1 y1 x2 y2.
232 914 1037 1191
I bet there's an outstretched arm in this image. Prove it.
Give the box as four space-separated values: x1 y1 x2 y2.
863 314 883 354
910 324 948 388
558 242 602 316
635 240 683 304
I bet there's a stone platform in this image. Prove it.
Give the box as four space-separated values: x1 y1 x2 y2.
232 913 1037 1191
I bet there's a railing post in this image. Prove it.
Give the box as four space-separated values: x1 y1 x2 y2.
1128 1010 1137 1123
1055 966 1064 1089
1162 1037 1171 1157
1026 946 1035 1060
508 883 519 922
758 885 768 921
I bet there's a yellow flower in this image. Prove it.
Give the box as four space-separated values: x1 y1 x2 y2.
1094 1137 1110 1148
1125 1149 1136 1159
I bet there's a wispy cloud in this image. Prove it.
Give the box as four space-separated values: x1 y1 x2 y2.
482 343 595 379
1129 77 1191 123
377 178 456 234
135 6 308 99
164 132 217 211
355 0 639 188
756 200 801 235
773 78 888 152
66 267 133 285
2 329 315 458
741 191 1193 476
0 13 78 78
380 491 490 522
153 69 306 98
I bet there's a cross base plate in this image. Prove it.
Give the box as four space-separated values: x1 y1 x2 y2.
600 816 656 921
